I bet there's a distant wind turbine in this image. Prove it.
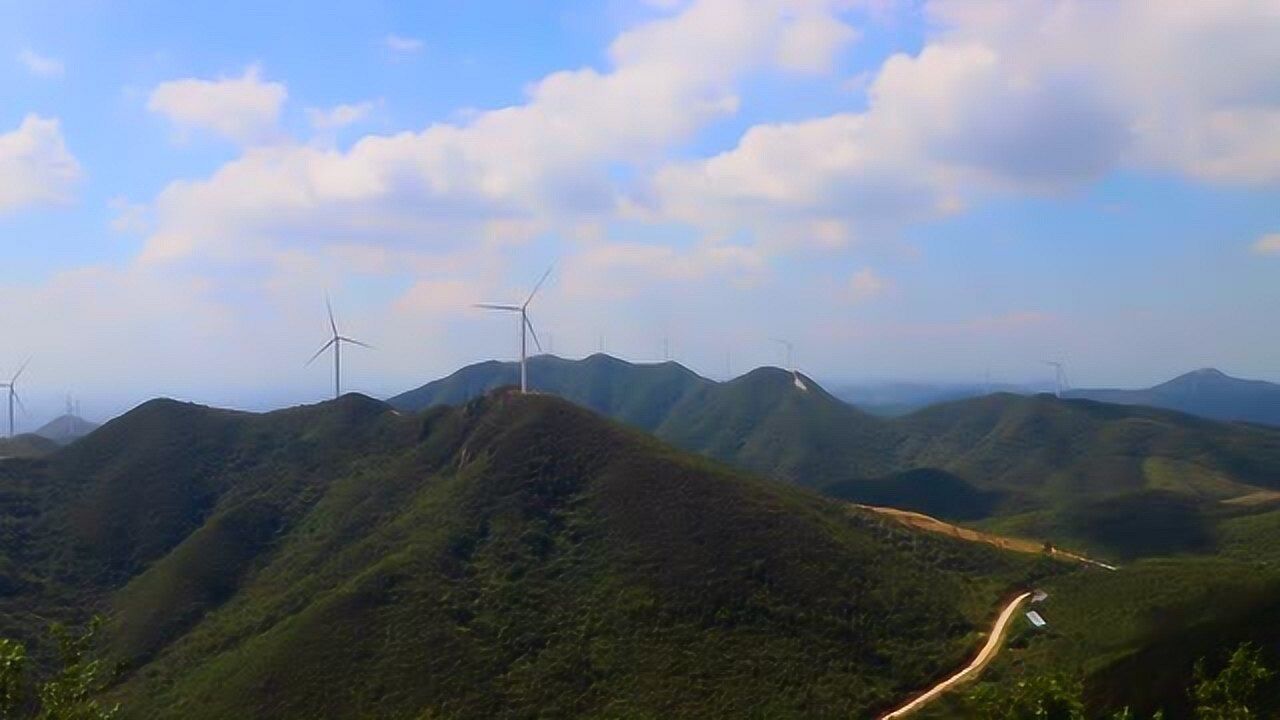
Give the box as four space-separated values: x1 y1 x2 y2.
772 338 794 371
475 265 553 394
0 359 30 438
772 339 809 392
1044 361 1070 398
306 296 372 399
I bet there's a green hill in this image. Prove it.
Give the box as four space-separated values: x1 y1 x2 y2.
392 358 895 486
392 359 1280 557
0 432 60 459
0 390 1048 719
391 354 713 430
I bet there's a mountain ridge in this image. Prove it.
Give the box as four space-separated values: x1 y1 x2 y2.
0 389 1045 719
392 357 1280 560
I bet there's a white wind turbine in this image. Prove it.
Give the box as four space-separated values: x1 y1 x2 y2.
772 338 808 392
772 338 794 371
0 359 30 438
306 296 372 399
476 266 553 394
1044 360 1070 398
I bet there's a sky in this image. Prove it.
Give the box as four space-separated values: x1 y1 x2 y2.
1 0 1278 424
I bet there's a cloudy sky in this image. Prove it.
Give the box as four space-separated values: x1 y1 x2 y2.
2 0 1279 422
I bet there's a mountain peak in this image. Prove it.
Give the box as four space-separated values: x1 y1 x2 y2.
1189 367 1227 378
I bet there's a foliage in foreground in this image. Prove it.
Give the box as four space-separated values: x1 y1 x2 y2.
0 618 117 720
968 643 1273 719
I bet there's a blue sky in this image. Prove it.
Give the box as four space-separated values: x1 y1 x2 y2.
1 0 1278 423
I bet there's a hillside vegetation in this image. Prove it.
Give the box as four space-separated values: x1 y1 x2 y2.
393 357 1280 562
0 391 1048 719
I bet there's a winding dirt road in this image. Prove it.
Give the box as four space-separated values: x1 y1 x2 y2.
878 591 1033 719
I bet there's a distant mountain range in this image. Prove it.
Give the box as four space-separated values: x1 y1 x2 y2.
34 413 100 444
835 368 1280 427
831 380 1050 416
393 355 1280 560
0 392 1037 719
1067 368 1280 427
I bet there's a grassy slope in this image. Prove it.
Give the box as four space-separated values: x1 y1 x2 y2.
0 433 60 458
0 391 1048 719
393 359 1280 551
387 359 1280 713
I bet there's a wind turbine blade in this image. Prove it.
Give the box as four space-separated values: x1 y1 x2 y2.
12 390 26 417
523 264 554 307
340 337 374 350
326 294 338 337
11 357 31 384
524 315 542 353
474 303 521 311
305 338 337 366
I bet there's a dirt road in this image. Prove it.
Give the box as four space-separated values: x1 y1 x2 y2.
853 504 1118 571
878 591 1033 719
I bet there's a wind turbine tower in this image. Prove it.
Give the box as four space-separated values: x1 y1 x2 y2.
772 338 794 371
476 266 553 394
772 339 808 391
0 359 30 438
306 297 373 399
1044 361 1070 398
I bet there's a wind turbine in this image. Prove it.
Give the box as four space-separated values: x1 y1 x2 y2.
476 266 553 394
772 338 808 392
0 359 30 438
1044 361 1070 398
772 338 794 371
306 296 372 399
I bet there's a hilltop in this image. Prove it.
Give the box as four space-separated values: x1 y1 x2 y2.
35 413 100 444
392 356 894 485
0 390 1046 719
0 432 60 459
1068 368 1280 427
393 357 1280 561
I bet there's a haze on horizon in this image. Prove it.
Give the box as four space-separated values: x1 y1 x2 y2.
2 0 1278 422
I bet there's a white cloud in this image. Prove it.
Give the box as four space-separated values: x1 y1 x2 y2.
1254 233 1280 255
561 241 766 300
848 267 889 300
137 0 859 269
17 48 64 78
0 115 82 214
384 34 424 53
648 0 1280 249
147 65 287 145
307 101 376 132
776 11 860 72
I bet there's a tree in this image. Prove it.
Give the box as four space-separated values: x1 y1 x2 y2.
1191 643 1273 720
966 673 1165 719
0 619 118 720
0 638 26 719
968 674 1087 720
